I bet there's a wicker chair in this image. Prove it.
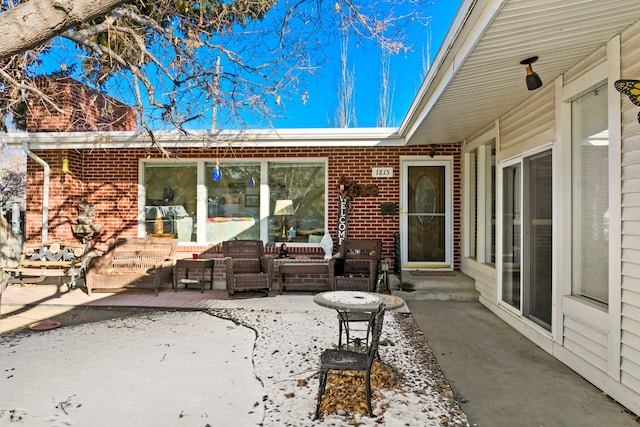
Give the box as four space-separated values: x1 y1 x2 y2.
222 240 272 296
328 239 382 292
314 303 386 419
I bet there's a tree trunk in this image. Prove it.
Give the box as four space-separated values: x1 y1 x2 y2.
0 0 127 59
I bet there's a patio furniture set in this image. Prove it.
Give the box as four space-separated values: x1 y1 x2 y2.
0 236 401 420
1 237 386 297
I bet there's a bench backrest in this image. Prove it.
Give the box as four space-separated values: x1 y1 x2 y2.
338 239 382 275
107 237 177 271
20 240 86 268
222 240 265 259
222 240 267 274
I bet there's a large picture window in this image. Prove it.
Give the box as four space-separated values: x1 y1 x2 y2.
142 159 326 244
571 85 609 305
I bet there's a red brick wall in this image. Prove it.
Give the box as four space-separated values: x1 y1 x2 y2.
26 77 137 132
25 144 462 269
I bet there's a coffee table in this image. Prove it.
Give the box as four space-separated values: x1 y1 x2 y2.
173 258 215 292
278 262 329 294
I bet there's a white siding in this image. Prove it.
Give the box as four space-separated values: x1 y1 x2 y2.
620 20 640 403
499 84 555 154
562 316 608 372
563 45 607 86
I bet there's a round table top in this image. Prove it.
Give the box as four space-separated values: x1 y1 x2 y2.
313 291 405 312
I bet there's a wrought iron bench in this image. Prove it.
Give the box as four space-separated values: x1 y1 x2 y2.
1 240 87 291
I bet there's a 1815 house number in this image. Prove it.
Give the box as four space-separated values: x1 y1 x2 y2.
371 167 393 177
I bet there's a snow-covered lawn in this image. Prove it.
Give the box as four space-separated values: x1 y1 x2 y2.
214 308 468 426
0 308 468 426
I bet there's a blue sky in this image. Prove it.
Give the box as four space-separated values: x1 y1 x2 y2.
271 0 463 128
37 1 463 131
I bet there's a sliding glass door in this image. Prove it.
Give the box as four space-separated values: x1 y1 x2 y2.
500 149 553 331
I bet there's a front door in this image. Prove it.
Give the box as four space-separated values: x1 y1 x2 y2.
400 158 453 270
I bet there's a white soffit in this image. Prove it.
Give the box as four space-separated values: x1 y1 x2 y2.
401 0 640 146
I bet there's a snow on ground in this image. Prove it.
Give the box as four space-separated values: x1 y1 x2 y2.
213 307 469 426
0 308 468 426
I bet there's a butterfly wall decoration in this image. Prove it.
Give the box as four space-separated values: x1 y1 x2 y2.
614 79 640 123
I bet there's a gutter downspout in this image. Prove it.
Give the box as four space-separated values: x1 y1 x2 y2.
24 145 49 242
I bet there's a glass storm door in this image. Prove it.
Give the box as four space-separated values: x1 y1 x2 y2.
400 159 452 269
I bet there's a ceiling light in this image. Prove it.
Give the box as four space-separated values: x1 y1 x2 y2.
520 56 543 90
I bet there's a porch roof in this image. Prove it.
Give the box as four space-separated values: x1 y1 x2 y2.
3 127 404 150
401 0 640 146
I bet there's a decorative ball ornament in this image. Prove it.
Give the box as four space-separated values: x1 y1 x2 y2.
212 160 222 181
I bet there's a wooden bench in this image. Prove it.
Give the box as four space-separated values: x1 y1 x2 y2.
85 237 177 296
1 240 87 291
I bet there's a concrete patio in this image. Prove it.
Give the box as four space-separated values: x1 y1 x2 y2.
1 277 638 426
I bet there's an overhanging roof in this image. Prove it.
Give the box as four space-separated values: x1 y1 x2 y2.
400 0 640 146
2 127 403 150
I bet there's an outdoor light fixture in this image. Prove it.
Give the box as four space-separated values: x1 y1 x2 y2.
273 199 295 239
520 56 543 90
428 146 436 158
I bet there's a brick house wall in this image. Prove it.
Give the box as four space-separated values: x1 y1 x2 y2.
23 78 462 271
27 76 137 132
25 143 462 270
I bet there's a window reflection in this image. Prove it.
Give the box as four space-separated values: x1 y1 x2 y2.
269 162 325 243
205 162 260 242
144 164 197 242
143 160 326 244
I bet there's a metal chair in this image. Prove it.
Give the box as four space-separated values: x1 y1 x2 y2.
337 311 374 349
314 303 386 419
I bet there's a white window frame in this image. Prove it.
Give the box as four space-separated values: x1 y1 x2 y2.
463 125 498 268
555 36 621 378
139 157 328 246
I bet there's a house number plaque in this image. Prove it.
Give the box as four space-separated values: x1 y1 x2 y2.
372 167 393 177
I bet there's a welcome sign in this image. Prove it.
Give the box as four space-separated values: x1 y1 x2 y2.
337 195 349 245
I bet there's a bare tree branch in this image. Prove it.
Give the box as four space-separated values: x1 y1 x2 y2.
0 0 432 137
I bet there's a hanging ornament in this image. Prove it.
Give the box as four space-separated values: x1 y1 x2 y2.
247 176 255 188
212 160 222 181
